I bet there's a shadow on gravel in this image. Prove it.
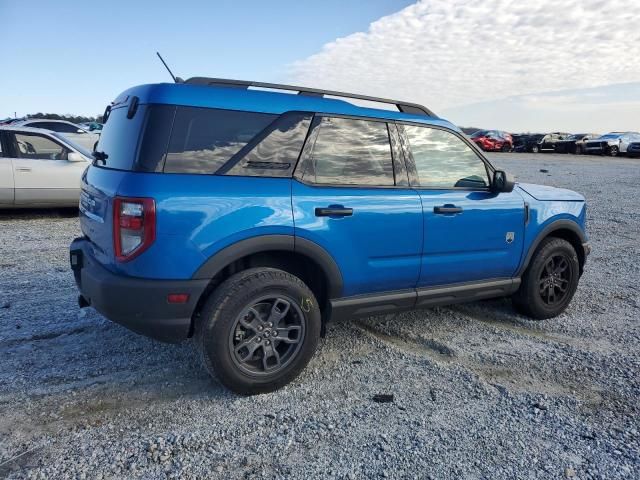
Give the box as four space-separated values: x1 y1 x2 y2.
0 207 79 220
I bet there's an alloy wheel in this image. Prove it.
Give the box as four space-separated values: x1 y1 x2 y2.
229 296 305 376
538 254 572 306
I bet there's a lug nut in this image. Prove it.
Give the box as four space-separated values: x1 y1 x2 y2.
255 337 261 343
267 322 273 327
265 340 271 345
258 325 263 331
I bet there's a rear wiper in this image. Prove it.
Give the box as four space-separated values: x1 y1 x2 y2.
92 150 108 165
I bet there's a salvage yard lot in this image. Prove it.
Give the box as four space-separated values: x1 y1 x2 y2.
0 153 639 479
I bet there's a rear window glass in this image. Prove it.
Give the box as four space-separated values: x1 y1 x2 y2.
163 107 277 174
95 105 146 171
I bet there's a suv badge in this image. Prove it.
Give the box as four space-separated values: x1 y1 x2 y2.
506 232 515 244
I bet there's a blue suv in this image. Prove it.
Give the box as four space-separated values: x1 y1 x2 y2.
70 77 589 394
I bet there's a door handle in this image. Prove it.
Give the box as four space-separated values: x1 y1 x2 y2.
315 206 353 217
434 205 463 214
16 167 32 172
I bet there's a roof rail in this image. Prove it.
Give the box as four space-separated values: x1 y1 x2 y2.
184 77 437 118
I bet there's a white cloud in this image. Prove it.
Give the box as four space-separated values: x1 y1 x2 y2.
288 0 640 130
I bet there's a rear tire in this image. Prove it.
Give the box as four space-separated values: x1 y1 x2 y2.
531 145 540 153
512 237 580 320
195 268 321 395
609 145 619 157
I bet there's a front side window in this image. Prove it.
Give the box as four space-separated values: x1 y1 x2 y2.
164 107 277 174
403 125 489 189
13 133 67 160
302 117 394 186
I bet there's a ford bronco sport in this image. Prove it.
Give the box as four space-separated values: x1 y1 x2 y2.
70 78 589 394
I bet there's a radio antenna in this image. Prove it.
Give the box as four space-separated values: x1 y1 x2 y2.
156 52 183 83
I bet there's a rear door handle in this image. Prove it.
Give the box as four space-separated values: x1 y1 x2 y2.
315 206 353 217
15 167 32 172
434 205 463 214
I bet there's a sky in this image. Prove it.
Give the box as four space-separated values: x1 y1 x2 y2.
1 0 638 132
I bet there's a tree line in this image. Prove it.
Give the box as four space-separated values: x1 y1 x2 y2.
24 113 104 124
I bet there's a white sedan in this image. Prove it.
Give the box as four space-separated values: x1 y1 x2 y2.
0 126 91 208
12 119 100 152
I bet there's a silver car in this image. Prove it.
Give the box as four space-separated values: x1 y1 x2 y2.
584 132 640 156
0 126 91 208
12 119 100 152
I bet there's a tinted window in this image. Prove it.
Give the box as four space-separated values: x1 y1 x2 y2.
303 117 394 186
13 133 68 160
164 107 276 174
224 112 312 177
136 105 176 172
403 125 489 189
95 105 147 170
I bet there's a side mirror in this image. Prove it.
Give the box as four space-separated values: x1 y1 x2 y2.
492 170 515 193
77 129 86 133
68 152 86 162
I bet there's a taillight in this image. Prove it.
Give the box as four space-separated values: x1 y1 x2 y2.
113 197 156 262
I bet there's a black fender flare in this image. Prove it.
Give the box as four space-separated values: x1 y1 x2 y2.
192 235 343 298
517 219 587 276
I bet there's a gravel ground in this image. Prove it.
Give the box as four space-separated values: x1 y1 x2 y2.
0 153 639 480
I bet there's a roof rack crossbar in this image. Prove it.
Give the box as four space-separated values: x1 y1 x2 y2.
185 77 436 117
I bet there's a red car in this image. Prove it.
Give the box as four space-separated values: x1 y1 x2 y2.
470 130 513 152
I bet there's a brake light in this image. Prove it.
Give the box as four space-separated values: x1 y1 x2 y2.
113 197 156 262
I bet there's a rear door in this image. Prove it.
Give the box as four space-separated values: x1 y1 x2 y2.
0 131 14 205
7 131 85 205
292 116 423 297
398 123 525 287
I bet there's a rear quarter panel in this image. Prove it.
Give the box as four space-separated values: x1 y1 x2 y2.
114 174 294 279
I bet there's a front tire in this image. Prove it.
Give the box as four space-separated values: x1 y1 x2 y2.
531 145 540 153
512 237 580 320
609 145 619 157
195 268 321 395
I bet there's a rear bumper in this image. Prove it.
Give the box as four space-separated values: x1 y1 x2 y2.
69 237 209 343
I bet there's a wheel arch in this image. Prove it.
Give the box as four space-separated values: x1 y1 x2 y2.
190 235 343 335
518 220 587 277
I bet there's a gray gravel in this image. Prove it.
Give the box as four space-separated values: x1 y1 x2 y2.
0 153 639 479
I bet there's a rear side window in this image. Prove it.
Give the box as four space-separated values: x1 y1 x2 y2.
164 107 277 174
96 105 147 171
302 117 394 186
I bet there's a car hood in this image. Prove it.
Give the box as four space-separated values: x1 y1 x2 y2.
517 183 585 201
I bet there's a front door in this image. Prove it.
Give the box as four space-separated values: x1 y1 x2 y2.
8 131 84 205
292 116 423 297
399 123 525 287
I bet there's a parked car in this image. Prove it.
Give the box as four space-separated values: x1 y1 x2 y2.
69 78 590 395
584 132 640 156
79 121 103 132
469 130 513 152
0 126 91 208
512 134 544 153
560 134 600 154
536 133 572 153
0 118 26 125
13 119 100 151
627 142 640 158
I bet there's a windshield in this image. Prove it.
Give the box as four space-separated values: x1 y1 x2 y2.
471 130 488 137
600 133 622 139
51 132 93 158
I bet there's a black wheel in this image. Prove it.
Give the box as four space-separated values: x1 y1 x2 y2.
609 145 619 157
501 144 510 152
195 268 321 395
531 145 540 153
512 237 580 320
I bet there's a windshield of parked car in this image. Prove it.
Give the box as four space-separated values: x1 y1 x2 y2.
600 133 622 139
51 132 92 158
471 130 488 137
